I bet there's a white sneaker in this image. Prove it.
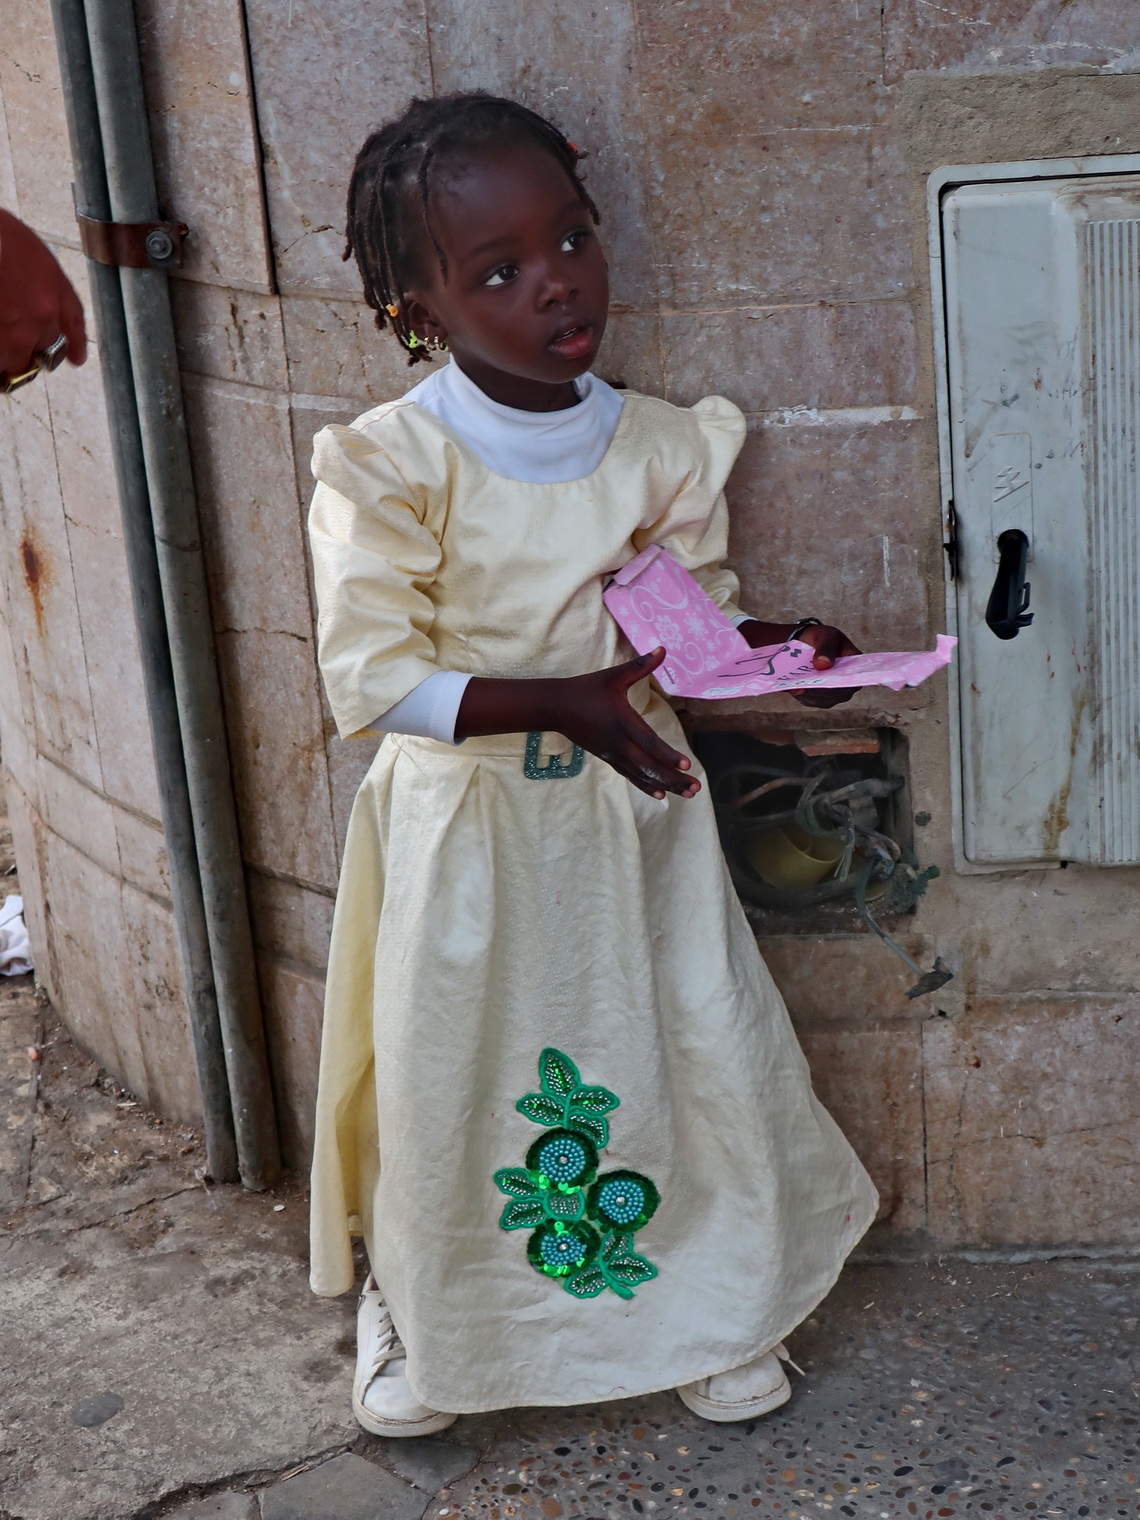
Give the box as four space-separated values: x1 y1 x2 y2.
676 1342 803 1422
352 1275 457 1437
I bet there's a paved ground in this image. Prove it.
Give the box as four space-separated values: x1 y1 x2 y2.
1 823 1138 1519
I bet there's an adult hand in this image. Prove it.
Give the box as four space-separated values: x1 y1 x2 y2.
737 616 862 709
0 209 88 387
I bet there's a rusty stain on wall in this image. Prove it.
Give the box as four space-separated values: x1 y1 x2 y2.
19 531 48 637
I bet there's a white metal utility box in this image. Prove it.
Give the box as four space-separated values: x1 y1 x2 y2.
933 161 1140 869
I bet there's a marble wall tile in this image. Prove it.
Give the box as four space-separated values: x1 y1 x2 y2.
213 628 337 888
280 296 424 407
35 752 120 881
246 871 334 975
0 0 74 243
182 376 337 886
821 301 919 412
0 513 35 785
30 344 164 819
725 415 936 652
798 1022 926 1233
182 376 313 639
665 300 921 414
883 0 1137 81
39 830 144 1094
636 0 887 136
426 0 657 311
0 390 102 788
0 73 19 209
644 125 912 311
288 392 361 614
171 281 290 392
924 996 1140 1247
257 955 324 1168
242 0 432 298
945 865 1140 999
760 933 943 1026
665 306 825 413
62 514 163 821
113 803 171 905
592 313 665 397
119 883 201 1123
325 728 380 871
134 0 273 290
41 340 120 541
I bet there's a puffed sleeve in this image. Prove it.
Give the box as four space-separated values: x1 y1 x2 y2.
308 420 445 740
631 395 748 621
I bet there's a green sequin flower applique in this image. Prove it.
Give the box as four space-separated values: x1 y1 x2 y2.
493 1047 661 1300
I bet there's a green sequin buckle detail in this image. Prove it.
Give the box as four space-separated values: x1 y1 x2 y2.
493 1047 661 1300
523 732 585 779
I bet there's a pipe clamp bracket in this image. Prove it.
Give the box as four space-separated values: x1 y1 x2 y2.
77 212 188 269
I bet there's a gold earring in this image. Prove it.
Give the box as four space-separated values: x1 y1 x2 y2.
427 336 448 352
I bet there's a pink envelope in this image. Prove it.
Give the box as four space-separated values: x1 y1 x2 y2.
603 545 956 699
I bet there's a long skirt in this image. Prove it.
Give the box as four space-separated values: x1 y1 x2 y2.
308 697 877 1413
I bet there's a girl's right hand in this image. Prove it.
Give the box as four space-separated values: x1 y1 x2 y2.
547 648 699 800
454 648 699 800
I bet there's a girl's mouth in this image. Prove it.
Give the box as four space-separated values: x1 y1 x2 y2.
547 323 594 360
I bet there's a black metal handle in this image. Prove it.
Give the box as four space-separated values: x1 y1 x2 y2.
985 528 1034 640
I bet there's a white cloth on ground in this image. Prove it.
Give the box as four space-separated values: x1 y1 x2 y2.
0 895 32 975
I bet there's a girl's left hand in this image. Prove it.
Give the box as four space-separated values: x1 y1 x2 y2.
738 618 862 709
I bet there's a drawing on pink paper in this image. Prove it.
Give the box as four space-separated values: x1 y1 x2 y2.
602 545 957 699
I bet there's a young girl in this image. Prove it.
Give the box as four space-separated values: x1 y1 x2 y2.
307 92 878 1437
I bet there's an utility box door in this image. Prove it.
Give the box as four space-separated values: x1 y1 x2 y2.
943 176 1140 866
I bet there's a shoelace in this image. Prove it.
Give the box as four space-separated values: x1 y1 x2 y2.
773 1341 806 1377
364 1300 408 1381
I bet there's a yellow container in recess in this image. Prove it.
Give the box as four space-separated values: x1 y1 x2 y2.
747 823 847 890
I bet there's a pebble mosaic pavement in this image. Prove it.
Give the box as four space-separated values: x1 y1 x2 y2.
346 1255 1140 1520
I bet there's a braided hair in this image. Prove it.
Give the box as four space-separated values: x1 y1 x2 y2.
345 92 600 366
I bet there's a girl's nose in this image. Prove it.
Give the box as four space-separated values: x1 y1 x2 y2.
537 264 576 307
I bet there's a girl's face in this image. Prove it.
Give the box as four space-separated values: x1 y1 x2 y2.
403 140 610 411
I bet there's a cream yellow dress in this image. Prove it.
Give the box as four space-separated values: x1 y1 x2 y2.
306 389 877 1414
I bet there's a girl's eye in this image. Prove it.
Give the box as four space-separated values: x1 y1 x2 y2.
484 263 518 287
561 229 589 253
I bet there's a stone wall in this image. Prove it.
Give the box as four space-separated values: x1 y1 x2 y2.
0 0 1136 1248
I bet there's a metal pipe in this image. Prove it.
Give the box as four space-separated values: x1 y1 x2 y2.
48 0 238 1184
66 0 280 1188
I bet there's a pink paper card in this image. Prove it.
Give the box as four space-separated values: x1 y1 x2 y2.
603 544 956 699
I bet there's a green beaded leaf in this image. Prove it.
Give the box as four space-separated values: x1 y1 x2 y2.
605 1253 658 1288
601 1230 633 1264
564 1266 607 1299
517 1092 563 1127
539 1048 581 1099
565 1109 609 1149
543 1188 585 1222
569 1084 620 1115
493 1167 540 1200
499 1197 545 1230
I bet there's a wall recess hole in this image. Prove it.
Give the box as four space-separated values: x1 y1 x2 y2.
690 727 926 935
